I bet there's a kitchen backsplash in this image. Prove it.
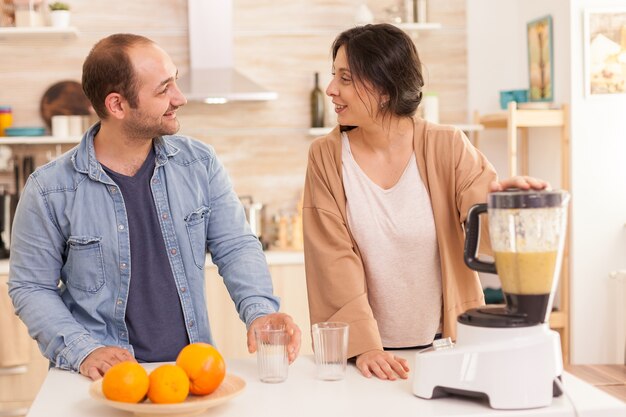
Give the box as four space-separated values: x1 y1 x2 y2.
0 0 467 214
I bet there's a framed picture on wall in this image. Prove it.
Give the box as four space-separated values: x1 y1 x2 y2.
527 15 554 102
584 9 626 96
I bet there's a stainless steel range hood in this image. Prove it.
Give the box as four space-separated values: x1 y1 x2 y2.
179 0 278 103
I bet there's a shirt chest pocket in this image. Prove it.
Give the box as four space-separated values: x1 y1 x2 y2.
185 206 210 269
65 236 106 293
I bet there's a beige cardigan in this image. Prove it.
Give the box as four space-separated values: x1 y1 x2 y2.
303 119 497 358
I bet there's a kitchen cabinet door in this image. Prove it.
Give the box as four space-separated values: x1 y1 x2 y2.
205 263 312 359
0 275 48 411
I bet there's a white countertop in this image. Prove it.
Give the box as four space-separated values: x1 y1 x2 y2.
26 351 625 417
0 250 303 276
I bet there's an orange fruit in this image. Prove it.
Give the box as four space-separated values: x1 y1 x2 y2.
102 361 149 403
147 364 190 404
176 343 226 395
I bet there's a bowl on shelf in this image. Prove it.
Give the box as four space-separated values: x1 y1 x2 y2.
4 127 46 137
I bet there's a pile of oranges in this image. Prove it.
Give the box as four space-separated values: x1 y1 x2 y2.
101 342 226 404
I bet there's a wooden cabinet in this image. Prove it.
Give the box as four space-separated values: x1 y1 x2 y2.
0 275 48 417
475 102 571 363
205 263 312 359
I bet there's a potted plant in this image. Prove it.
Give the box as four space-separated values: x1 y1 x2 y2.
48 1 70 28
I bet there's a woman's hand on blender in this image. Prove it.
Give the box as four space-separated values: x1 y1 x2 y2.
490 176 550 192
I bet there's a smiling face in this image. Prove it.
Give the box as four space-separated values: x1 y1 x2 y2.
326 45 385 128
122 43 187 140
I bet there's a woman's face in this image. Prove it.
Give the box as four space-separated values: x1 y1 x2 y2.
326 45 383 127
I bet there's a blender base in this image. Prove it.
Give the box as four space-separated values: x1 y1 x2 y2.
412 322 563 410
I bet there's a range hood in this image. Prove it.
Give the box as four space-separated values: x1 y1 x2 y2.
178 0 278 103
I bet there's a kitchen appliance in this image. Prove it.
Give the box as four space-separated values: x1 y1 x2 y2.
413 189 570 409
178 0 277 103
239 195 265 248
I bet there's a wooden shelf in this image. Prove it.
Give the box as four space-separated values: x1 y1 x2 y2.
549 311 567 329
0 26 78 41
480 108 565 130
476 102 569 180
235 22 442 37
476 101 572 364
0 136 80 145
394 22 442 31
307 123 483 137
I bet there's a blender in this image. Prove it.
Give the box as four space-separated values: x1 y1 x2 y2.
412 189 570 409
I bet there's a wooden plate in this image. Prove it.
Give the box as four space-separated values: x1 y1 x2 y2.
39 80 93 129
89 373 245 417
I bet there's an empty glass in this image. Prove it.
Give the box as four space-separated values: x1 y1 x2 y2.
312 322 349 381
254 324 289 383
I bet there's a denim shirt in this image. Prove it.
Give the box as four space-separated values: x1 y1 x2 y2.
8 123 279 372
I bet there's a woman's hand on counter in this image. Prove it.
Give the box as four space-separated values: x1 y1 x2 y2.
355 350 410 381
247 312 302 363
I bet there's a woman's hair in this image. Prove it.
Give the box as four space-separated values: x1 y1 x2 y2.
331 23 424 119
82 33 154 119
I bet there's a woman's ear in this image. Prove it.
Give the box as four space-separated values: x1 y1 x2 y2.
103 92 125 120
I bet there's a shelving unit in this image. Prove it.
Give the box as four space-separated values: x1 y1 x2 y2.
477 102 569 182
0 26 78 41
235 22 442 37
476 101 571 363
307 123 483 137
394 22 442 31
0 136 80 145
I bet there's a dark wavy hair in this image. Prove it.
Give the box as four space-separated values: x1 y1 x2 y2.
82 34 154 119
331 23 424 120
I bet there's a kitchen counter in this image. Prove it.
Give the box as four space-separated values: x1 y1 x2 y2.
26 351 625 417
0 250 304 276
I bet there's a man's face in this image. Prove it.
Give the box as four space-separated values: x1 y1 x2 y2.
122 43 187 140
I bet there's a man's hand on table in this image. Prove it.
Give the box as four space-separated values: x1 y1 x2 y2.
356 349 410 381
247 312 302 363
79 346 135 380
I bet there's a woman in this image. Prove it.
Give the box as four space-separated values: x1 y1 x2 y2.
302 24 547 381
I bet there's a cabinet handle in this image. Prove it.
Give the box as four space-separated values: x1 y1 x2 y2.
0 365 28 376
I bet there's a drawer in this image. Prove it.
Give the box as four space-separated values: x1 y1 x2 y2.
0 341 48 403
0 400 30 417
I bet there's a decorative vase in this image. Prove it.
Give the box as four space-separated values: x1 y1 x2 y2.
50 10 70 28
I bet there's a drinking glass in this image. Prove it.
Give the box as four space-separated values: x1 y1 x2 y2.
254 324 289 383
312 322 349 381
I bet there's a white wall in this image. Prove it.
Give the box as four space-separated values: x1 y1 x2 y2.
569 0 626 364
467 0 570 185
468 0 626 363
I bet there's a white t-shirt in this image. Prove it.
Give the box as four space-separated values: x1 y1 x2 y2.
341 132 442 347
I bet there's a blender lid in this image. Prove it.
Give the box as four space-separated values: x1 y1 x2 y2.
488 189 569 209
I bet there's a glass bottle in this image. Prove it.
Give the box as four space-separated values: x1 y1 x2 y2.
0 106 13 136
310 72 325 128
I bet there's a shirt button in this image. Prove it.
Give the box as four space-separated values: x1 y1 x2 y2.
117 299 123 305
181 287 186 293
170 248 177 255
189 320 194 327
162 213 168 220
120 263 127 270
120 332 126 338
118 224 125 230
152 178 159 184
110 187 117 193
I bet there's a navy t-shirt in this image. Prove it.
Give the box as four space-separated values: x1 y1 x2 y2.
103 146 189 362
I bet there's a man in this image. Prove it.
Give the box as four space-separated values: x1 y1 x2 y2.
8 33 301 380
